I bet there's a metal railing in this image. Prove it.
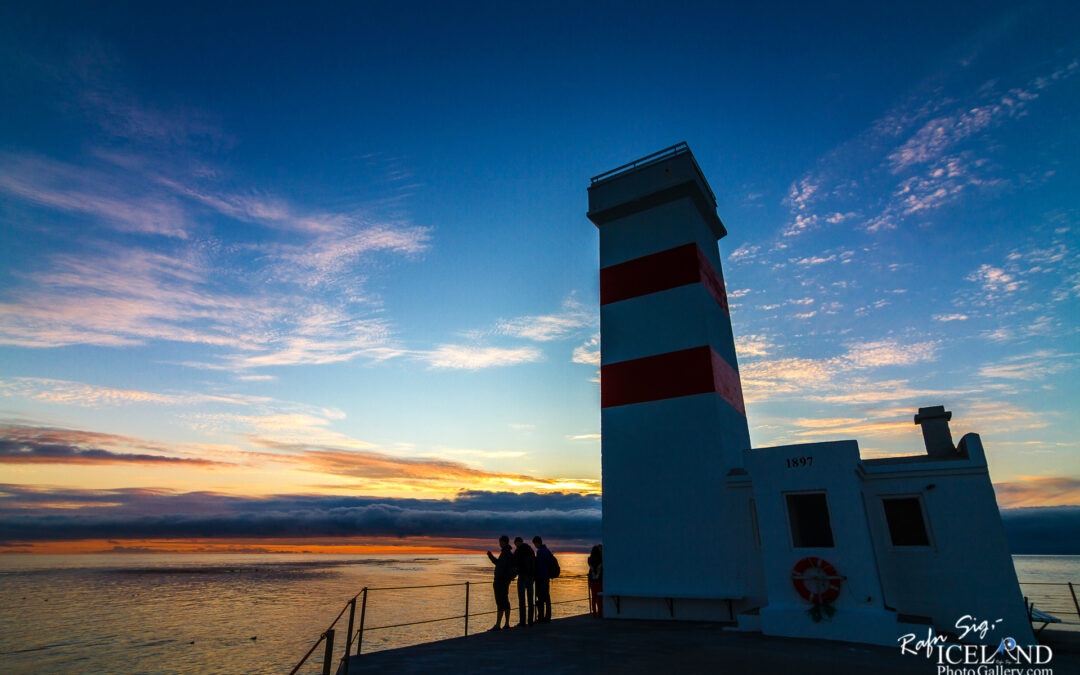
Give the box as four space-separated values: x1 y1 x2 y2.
289 577 1078 673
1020 581 1080 626
288 575 591 675
588 142 717 205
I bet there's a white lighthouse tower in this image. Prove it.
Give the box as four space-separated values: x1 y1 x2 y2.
587 144 763 621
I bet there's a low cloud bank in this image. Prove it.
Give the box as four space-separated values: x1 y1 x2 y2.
0 486 601 545
1001 506 1080 554
2 484 1074 554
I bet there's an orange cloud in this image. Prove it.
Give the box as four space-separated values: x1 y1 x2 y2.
993 476 1080 508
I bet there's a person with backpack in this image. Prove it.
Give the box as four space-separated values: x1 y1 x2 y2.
532 535 559 623
512 536 536 626
486 535 515 630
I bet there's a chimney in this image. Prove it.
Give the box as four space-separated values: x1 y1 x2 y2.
914 405 955 458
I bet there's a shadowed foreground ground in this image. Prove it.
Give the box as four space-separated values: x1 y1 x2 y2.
342 614 1080 674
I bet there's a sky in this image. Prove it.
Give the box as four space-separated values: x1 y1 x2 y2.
0 1 1078 554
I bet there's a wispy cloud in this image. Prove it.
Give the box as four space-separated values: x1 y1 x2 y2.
567 433 600 441
0 425 225 466
0 154 190 238
495 298 594 342
994 476 1080 509
419 344 543 370
978 350 1076 381
779 58 1078 240
740 339 939 404
0 236 411 369
0 51 430 371
842 339 938 368
0 377 268 407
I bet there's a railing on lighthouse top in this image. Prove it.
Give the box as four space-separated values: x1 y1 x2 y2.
589 142 716 206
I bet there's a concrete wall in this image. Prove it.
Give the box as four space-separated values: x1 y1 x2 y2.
860 434 1035 645
745 441 902 645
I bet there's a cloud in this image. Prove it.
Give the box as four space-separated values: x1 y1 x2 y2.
977 350 1076 381
572 335 601 366
841 339 938 368
785 176 819 211
0 377 268 407
728 244 760 263
933 313 969 322
994 476 1080 509
494 298 594 342
0 486 602 545
0 425 224 466
567 434 600 441
0 57 429 370
735 333 773 358
1001 506 1080 554
2 483 1070 554
265 224 431 288
966 263 1023 295
740 339 941 405
0 240 410 369
776 58 1078 241
792 254 836 265
782 213 819 238
0 154 191 238
420 344 542 370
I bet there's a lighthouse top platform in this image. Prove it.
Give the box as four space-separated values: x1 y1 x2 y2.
587 142 727 240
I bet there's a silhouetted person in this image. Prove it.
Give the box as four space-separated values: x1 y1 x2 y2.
513 536 536 626
486 535 514 630
588 543 603 617
533 535 554 623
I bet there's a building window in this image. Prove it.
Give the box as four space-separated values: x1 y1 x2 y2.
882 497 931 547
785 492 835 548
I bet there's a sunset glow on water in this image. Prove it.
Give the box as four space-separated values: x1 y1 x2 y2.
0 553 593 674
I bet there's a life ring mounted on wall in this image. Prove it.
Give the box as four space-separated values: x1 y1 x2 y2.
791 557 844 604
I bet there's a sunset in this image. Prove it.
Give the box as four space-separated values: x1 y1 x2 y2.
1 2 1078 673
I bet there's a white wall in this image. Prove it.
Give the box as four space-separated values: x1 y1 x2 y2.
861 433 1035 644
745 441 902 645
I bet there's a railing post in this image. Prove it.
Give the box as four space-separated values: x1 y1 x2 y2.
464 581 470 636
342 597 356 674
1070 582 1080 621
357 587 368 655
321 629 335 675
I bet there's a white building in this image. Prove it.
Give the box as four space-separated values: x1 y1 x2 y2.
586 144 1034 647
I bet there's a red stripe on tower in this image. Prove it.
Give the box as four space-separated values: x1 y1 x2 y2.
600 242 729 312
601 345 745 415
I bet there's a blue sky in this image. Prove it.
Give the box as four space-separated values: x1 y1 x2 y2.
0 1 1078 550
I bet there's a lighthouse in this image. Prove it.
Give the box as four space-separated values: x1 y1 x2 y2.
587 144 762 620
586 144 1034 646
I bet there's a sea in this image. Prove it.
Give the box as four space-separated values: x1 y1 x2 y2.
0 554 1075 675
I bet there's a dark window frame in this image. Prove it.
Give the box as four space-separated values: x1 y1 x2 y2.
784 491 836 549
881 495 933 548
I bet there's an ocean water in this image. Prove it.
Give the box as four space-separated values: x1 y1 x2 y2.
0 553 592 675
0 554 1075 674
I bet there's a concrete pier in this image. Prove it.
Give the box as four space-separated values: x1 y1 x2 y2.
342 613 1080 673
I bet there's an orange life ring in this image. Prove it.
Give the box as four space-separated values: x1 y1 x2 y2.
791 557 843 604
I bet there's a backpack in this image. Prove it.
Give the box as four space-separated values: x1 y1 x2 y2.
549 553 561 579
